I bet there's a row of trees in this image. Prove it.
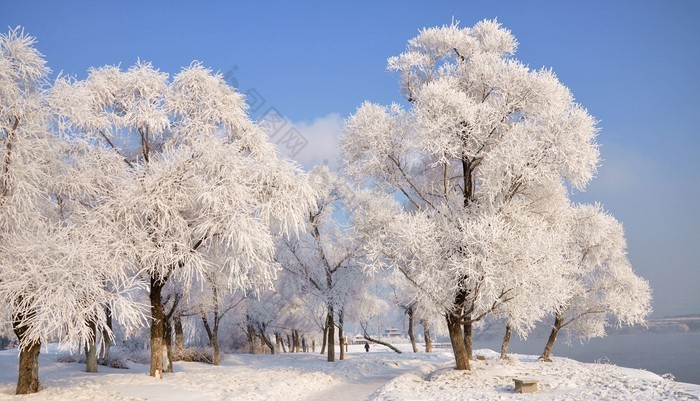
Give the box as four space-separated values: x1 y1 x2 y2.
0 19 651 395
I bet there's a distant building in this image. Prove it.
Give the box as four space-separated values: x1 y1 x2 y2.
352 334 367 344
383 327 403 338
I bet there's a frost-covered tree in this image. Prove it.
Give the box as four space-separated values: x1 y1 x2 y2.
0 32 53 392
247 266 322 354
539 204 651 361
188 269 245 365
242 288 293 354
275 166 365 362
385 269 435 353
342 20 599 370
51 61 317 377
0 28 145 394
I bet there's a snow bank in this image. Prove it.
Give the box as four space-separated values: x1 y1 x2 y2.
371 349 699 401
0 345 697 400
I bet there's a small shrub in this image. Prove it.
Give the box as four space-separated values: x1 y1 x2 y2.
594 356 611 365
125 350 151 365
99 353 129 369
56 354 79 363
172 347 213 364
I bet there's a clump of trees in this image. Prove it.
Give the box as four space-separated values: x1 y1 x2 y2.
0 19 651 395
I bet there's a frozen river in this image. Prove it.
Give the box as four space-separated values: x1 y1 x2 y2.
474 331 700 384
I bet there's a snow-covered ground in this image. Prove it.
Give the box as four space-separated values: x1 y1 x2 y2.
0 344 697 400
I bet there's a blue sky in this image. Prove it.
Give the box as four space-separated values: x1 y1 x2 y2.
4 1 699 318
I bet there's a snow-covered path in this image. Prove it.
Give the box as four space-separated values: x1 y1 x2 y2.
302 372 399 401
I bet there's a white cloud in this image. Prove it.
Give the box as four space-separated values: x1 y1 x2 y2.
264 112 344 171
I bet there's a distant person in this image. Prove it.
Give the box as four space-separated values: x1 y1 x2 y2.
364 342 370 352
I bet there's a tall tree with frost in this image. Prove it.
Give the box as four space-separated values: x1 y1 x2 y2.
0 34 52 392
342 20 599 370
0 28 144 395
0 36 53 394
539 204 651 361
51 61 317 377
276 166 364 362
386 269 431 353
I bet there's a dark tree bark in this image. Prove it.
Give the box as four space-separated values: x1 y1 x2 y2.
338 310 345 360
463 317 473 361
162 291 180 371
85 320 98 373
173 314 185 353
16 341 40 395
540 313 564 362
276 332 287 353
500 324 512 360
13 317 41 395
325 306 335 362
100 305 112 363
422 320 433 353
407 305 418 353
293 330 301 353
446 313 470 370
256 324 275 354
320 324 328 355
245 319 256 354
149 276 167 378
453 139 475 369
163 318 173 372
200 313 213 346
212 319 221 364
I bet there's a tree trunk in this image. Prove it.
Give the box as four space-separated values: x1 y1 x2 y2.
276 332 287 353
320 325 327 355
326 306 335 362
540 313 563 362
212 317 221 364
407 306 418 353
174 314 185 353
422 320 432 353
446 314 470 370
149 276 167 378
363 333 403 353
302 336 308 353
246 322 256 354
500 324 512 360
13 319 40 395
312 339 316 353
100 305 112 362
257 330 275 354
16 341 41 394
85 320 98 373
338 310 345 360
163 317 174 372
293 330 301 353
463 318 473 361
200 313 213 346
